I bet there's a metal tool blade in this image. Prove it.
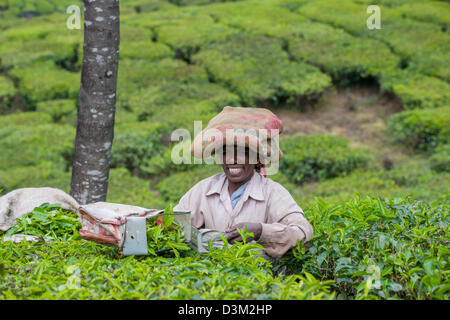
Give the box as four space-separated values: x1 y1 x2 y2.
122 216 148 256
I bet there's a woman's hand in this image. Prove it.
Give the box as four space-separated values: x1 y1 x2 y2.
225 222 262 243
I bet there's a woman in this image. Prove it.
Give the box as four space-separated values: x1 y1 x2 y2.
174 107 313 259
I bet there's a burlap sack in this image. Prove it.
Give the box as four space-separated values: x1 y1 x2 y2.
0 187 79 231
190 106 284 163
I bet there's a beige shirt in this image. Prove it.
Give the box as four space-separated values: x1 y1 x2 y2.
174 171 313 259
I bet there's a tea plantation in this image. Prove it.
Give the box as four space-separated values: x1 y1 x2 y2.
0 0 449 300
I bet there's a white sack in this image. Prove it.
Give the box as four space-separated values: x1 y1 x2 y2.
0 187 79 231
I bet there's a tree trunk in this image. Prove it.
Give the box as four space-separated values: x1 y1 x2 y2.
70 0 120 204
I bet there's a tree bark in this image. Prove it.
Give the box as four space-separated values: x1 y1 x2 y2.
70 0 120 204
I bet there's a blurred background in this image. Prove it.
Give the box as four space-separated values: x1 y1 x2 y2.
0 0 448 210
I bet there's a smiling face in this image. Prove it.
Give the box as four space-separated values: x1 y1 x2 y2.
222 145 256 184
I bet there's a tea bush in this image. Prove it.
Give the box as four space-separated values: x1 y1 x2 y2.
430 145 450 173
387 107 450 152
279 135 369 184
119 25 173 61
0 112 75 169
0 162 71 195
0 17 82 70
0 75 16 114
120 81 238 127
117 58 208 101
201 1 398 86
110 122 171 176
36 99 76 125
0 195 447 300
200 0 306 39
0 202 334 300
298 0 450 82
106 168 166 209
395 1 450 28
0 0 82 18
281 196 449 299
156 14 238 62
293 159 450 208
192 34 332 107
380 70 450 110
167 0 245 6
287 25 398 86
156 165 223 203
9 61 80 107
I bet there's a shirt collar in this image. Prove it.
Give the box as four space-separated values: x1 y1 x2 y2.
206 171 265 201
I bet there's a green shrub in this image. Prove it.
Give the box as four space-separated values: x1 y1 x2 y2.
200 1 398 86
380 70 450 109
0 110 52 127
0 221 334 299
294 158 450 208
430 145 450 173
156 14 237 62
0 0 83 17
117 58 208 99
156 165 223 203
366 18 447 62
192 34 331 107
201 0 307 39
287 24 399 86
0 113 75 169
141 140 193 177
0 161 70 194
409 47 450 83
119 25 173 60
282 196 449 299
120 0 177 15
110 122 171 176
36 99 76 125
279 134 369 184
167 0 245 5
122 81 238 126
396 1 450 30
0 75 16 114
0 17 82 69
388 107 450 152
10 61 80 107
204 0 397 85
299 0 450 81
106 168 167 209
298 0 368 36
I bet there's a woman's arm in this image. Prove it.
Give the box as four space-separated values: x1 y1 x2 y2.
257 182 313 259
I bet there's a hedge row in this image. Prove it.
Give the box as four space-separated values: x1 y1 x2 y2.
379 70 450 110
293 158 450 208
430 145 450 174
0 75 16 114
281 196 449 299
297 0 450 82
387 106 450 152
192 34 332 107
0 111 74 170
0 0 82 18
202 0 398 86
9 61 80 107
279 134 369 184
156 165 223 203
0 194 447 299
